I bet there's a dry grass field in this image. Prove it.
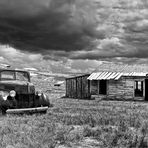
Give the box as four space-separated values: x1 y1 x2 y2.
1 76 148 148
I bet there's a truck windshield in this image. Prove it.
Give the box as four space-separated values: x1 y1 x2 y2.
0 71 29 81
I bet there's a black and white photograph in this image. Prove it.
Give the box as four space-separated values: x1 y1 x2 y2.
0 0 148 147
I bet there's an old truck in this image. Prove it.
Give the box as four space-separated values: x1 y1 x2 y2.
0 68 50 114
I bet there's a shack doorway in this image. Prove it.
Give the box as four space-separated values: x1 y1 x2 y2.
134 81 143 97
145 79 148 101
99 80 107 95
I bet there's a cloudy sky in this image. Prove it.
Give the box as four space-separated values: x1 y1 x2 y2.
0 0 148 73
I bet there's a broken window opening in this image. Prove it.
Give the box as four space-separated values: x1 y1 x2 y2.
135 81 143 97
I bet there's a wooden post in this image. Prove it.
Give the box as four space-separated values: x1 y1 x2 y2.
81 77 82 99
66 79 67 97
76 77 78 98
88 80 90 99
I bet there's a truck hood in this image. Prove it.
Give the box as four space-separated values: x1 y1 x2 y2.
0 80 35 94
0 80 33 86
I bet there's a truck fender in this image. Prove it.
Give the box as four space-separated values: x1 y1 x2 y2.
35 93 50 107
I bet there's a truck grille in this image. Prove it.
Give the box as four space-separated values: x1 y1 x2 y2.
16 94 35 108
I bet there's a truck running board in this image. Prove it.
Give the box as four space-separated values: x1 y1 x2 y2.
6 106 48 114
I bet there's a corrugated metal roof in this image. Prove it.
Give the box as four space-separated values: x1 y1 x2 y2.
100 72 109 80
87 73 96 80
106 72 116 80
95 72 102 80
87 72 148 80
114 73 123 80
108 72 118 79
91 73 99 80
102 72 111 79
88 72 101 80
96 72 106 80
94 63 148 73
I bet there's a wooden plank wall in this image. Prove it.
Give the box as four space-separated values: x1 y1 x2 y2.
90 80 98 95
107 76 145 100
108 79 126 99
65 75 91 99
81 76 90 98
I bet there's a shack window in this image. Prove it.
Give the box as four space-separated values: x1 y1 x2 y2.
99 80 107 95
135 81 143 97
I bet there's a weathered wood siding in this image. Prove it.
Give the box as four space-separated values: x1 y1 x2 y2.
108 78 128 99
81 76 91 98
66 74 91 99
107 76 145 100
90 80 98 95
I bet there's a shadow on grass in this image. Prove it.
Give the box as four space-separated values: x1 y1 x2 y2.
61 96 148 103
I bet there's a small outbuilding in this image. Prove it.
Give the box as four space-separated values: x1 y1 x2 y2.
65 63 148 101
65 74 91 99
88 63 148 101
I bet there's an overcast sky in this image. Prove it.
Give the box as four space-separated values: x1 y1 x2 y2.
0 0 148 73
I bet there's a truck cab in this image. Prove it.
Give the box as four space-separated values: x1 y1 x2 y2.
0 69 50 114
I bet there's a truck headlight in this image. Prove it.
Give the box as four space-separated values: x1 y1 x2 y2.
10 90 16 97
0 91 9 100
36 91 42 96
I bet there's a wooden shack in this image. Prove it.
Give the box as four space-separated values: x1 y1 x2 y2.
65 74 91 99
87 63 148 101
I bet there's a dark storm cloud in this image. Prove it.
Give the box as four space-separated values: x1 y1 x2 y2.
69 0 148 60
0 0 103 54
1 0 148 62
